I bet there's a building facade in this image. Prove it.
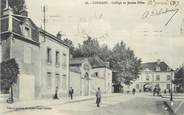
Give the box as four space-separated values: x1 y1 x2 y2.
69 56 112 96
0 2 70 101
70 58 92 96
88 57 112 94
39 31 70 98
1 5 41 100
131 60 174 93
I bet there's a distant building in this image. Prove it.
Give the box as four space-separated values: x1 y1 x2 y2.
131 59 174 93
69 56 112 96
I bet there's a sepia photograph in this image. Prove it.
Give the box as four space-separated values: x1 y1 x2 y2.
0 0 184 115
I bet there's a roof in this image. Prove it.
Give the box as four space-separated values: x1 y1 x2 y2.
70 56 109 68
39 29 70 48
141 61 171 72
70 67 81 74
88 56 108 68
70 57 88 66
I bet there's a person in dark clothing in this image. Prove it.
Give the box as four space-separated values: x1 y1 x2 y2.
69 87 74 100
53 86 59 99
96 87 101 107
132 88 136 95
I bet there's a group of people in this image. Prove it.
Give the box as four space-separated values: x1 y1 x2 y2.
53 86 102 107
53 86 74 100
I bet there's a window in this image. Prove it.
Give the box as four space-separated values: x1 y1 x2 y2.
55 51 60 66
136 84 139 89
62 75 66 89
146 75 149 81
167 75 171 81
156 66 160 71
167 84 170 89
47 48 52 63
62 53 67 68
24 26 31 38
156 75 160 81
47 72 52 89
55 74 60 87
24 46 32 64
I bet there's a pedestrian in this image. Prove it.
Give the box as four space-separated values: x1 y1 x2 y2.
96 87 101 107
53 86 59 99
69 87 74 100
132 88 136 95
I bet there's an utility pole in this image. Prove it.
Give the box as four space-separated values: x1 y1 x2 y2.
170 70 174 106
41 5 47 41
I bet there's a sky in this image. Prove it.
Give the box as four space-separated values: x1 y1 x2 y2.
26 0 184 69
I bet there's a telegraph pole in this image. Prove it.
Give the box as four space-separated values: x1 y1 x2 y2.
41 5 47 41
170 70 174 105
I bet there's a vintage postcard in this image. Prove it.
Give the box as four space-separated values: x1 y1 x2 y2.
0 0 184 115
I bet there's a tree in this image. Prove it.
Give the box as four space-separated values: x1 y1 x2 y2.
1 0 25 15
174 65 184 93
110 41 142 85
72 36 142 86
72 35 101 58
0 58 19 102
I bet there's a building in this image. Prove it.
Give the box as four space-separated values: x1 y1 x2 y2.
0 1 70 101
39 31 70 98
88 56 112 94
131 59 174 93
1 3 41 100
70 58 92 96
69 56 112 96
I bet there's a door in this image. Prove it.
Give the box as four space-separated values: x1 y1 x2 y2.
19 74 35 100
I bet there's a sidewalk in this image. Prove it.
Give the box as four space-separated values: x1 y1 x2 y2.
0 93 121 113
163 100 184 115
161 93 184 100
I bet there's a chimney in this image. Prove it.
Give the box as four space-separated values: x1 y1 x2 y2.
19 2 28 17
157 59 161 65
56 31 62 39
105 62 110 68
3 0 13 15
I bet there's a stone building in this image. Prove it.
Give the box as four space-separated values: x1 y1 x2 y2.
131 59 174 93
1 3 41 100
88 56 112 94
70 58 92 96
39 31 70 98
69 56 112 96
0 1 70 101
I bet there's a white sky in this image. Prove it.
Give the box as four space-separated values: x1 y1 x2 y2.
26 0 184 68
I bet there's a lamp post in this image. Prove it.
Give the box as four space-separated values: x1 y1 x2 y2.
170 70 174 105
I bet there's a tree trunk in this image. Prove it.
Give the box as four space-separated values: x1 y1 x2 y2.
10 85 14 102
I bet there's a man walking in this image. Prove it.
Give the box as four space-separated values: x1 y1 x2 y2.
96 87 101 107
132 88 136 95
53 86 59 99
69 87 74 100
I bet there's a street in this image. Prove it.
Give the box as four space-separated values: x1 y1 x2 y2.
3 94 169 115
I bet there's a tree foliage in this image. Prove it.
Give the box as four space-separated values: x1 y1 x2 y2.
1 0 25 15
110 41 142 85
72 35 142 85
0 59 19 92
72 36 101 57
63 38 74 55
174 65 184 93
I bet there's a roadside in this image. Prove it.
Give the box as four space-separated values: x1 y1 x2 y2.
161 94 184 115
0 93 121 113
